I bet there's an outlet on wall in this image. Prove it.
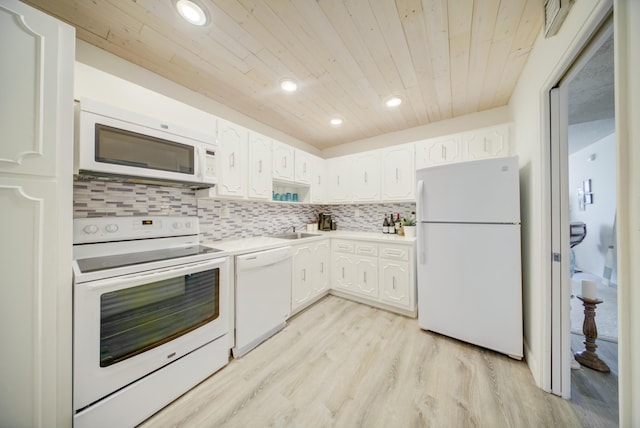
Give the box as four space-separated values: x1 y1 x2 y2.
220 205 229 218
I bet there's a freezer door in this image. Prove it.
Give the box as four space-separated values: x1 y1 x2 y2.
416 156 520 223
417 222 523 358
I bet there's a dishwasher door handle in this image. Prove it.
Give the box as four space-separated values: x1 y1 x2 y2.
237 247 293 271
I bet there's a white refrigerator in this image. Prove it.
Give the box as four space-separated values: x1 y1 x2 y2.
416 156 523 359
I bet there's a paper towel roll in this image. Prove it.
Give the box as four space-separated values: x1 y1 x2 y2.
581 279 597 300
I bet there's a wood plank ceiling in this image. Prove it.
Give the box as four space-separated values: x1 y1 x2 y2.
23 0 543 150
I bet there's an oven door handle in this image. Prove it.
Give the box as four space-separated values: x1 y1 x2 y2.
82 259 223 291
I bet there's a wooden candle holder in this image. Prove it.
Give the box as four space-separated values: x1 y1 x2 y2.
574 295 610 373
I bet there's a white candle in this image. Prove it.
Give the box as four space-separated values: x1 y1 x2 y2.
581 279 597 300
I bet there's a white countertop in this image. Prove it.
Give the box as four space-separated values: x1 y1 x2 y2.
204 230 415 256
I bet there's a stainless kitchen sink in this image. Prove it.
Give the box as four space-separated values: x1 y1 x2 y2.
272 232 320 240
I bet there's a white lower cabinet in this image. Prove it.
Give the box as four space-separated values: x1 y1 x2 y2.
331 253 355 292
379 260 411 307
331 239 416 315
354 256 378 298
291 239 330 315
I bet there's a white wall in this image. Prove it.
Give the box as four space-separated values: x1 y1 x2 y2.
508 0 611 392
569 131 616 278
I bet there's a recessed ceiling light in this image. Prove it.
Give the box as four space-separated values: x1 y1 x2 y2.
385 96 403 108
330 118 343 126
280 79 298 92
174 0 209 26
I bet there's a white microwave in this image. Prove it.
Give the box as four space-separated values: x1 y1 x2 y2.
75 98 217 188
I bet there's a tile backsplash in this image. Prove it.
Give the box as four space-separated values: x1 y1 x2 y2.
73 180 416 241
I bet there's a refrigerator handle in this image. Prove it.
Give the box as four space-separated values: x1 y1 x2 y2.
418 222 426 265
417 180 425 221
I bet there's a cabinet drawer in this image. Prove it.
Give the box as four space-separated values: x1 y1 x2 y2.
379 245 409 261
355 242 378 256
332 240 354 254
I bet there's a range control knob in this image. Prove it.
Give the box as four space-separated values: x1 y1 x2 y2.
185 221 193 229
173 222 183 229
83 224 99 234
105 224 119 233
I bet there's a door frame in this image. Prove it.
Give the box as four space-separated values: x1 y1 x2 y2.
545 15 614 398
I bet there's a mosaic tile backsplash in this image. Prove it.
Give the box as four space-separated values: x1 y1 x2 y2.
73 180 416 241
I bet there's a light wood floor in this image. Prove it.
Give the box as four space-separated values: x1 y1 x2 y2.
140 296 582 427
570 333 618 428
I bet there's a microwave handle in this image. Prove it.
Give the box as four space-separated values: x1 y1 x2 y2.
195 146 203 180
82 259 222 292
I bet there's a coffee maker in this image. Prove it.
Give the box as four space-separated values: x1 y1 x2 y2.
318 213 332 231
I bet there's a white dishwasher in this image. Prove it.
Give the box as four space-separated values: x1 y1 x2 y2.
233 246 292 357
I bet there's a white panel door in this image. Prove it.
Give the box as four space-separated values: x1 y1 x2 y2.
294 149 312 184
272 141 294 181
332 253 354 291
310 155 326 203
354 256 379 298
0 1 69 178
327 157 351 202
352 151 380 201
0 1 74 426
247 132 272 199
464 125 509 161
217 120 247 197
379 260 410 307
313 240 330 295
381 144 415 200
415 135 463 169
291 245 313 311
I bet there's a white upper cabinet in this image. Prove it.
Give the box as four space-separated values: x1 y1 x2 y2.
352 151 380 202
216 120 247 197
247 132 272 200
327 156 352 202
1 1 74 425
463 124 509 160
415 124 510 170
294 149 312 184
310 154 326 203
0 1 72 178
381 143 415 200
415 134 463 169
272 141 294 181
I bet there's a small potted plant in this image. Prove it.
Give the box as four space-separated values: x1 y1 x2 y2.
402 217 417 238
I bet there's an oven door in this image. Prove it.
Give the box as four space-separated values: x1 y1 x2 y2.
73 257 229 411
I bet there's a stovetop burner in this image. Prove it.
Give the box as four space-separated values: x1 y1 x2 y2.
76 245 223 273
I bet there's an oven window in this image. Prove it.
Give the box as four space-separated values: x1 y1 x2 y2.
95 124 195 175
99 268 219 367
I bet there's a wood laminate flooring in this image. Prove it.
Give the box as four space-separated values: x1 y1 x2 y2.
140 296 582 427
570 333 618 428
